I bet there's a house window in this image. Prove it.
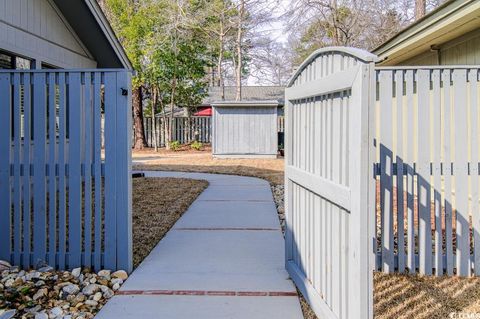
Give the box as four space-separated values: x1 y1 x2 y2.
0 50 33 70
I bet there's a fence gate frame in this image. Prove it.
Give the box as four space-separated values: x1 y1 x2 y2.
284 47 377 319
0 69 133 273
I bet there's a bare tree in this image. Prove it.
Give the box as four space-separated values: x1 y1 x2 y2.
249 38 294 86
235 0 245 101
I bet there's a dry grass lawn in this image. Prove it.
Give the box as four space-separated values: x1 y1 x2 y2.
132 146 284 185
132 148 480 319
132 177 208 268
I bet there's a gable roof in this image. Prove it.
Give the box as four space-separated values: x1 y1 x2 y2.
373 0 480 65
203 86 285 106
52 0 131 69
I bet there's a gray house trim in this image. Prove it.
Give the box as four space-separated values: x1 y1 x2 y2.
52 0 132 69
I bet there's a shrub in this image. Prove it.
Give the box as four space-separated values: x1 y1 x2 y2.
169 140 181 151
191 141 203 151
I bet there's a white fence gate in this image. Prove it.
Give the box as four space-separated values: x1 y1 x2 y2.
284 48 376 319
0 69 132 272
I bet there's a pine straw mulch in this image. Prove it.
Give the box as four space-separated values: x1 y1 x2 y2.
132 177 208 268
374 272 480 319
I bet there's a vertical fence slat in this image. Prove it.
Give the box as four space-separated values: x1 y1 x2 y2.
395 70 405 272
22 74 32 268
84 72 93 268
93 72 102 271
33 72 47 265
432 69 443 275
48 73 57 266
379 70 394 272
453 69 470 276
405 70 416 274
57 73 67 269
443 69 454 275
12 73 21 265
470 70 480 275
104 72 117 270
0 73 11 262
68 72 82 268
417 69 432 275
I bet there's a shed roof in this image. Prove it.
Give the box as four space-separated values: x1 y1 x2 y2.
204 86 285 106
52 0 132 69
211 100 279 108
372 0 480 66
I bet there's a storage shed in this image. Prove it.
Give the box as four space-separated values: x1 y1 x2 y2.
212 100 278 158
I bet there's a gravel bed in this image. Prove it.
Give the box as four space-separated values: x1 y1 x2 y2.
0 263 126 319
0 177 208 319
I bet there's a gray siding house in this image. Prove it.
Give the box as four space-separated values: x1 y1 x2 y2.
0 0 130 70
373 0 480 66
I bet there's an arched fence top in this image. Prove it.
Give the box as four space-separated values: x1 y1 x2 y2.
287 46 379 87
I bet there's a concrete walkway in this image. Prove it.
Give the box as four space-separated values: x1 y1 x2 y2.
96 171 303 319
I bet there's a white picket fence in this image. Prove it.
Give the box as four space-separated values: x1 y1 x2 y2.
285 47 375 319
375 67 480 277
0 69 132 272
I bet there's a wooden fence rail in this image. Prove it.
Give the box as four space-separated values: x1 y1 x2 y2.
0 69 132 272
374 67 480 277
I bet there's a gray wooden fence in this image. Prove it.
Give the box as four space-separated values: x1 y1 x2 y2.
0 69 132 272
285 47 376 319
375 66 480 277
142 116 211 147
141 115 285 148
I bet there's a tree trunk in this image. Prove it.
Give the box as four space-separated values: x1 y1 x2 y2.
132 86 147 149
151 87 158 152
166 76 177 150
415 0 426 20
218 35 225 99
235 0 244 101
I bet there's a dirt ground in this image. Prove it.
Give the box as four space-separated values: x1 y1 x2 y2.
132 146 284 185
132 177 208 268
132 147 480 319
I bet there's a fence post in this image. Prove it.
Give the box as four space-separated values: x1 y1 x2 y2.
115 71 133 273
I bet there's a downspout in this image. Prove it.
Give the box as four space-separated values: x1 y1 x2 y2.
430 45 441 65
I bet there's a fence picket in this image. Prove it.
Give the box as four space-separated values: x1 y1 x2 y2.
0 73 11 262
12 73 22 265
22 73 32 268
84 72 93 268
93 72 102 270
48 73 57 266
432 69 443 275
453 69 470 276
395 70 405 272
405 70 415 274
443 69 454 275
470 69 480 275
58 73 67 269
417 69 432 275
68 72 82 268
33 73 48 265
379 70 394 272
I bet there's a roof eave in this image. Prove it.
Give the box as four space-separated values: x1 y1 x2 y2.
84 0 132 70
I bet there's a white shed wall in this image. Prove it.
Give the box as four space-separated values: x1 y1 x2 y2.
212 106 277 158
0 0 97 68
